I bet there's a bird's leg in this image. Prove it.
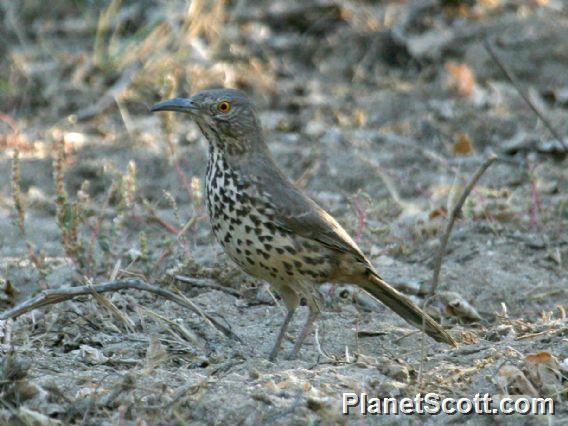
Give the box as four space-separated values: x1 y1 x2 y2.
269 307 296 361
287 308 319 360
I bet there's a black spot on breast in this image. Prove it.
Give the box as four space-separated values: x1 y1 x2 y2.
224 234 232 243
261 251 270 260
293 260 302 268
282 261 292 270
249 215 261 226
285 246 297 255
275 247 285 255
237 206 250 215
246 257 255 265
263 243 273 252
245 225 253 233
303 256 324 265
245 249 252 256
246 240 253 246
264 222 277 232
302 241 320 251
306 270 319 279
236 181 251 191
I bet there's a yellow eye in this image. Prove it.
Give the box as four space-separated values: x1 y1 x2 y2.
217 101 231 113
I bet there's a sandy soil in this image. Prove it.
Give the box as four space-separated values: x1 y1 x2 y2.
0 0 566 424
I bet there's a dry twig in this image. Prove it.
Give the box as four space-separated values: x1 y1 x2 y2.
175 275 241 298
419 155 498 388
0 279 240 342
429 155 498 295
484 40 567 152
75 62 141 121
142 200 179 235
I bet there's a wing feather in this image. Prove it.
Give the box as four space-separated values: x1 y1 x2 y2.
243 153 366 260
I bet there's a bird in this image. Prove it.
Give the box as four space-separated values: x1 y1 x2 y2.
151 88 457 360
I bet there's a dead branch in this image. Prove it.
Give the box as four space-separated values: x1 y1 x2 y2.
429 154 498 295
0 279 240 342
142 200 179 234
74 62 141 122
484 40 568 152
175 275 241 298
294 158 321 188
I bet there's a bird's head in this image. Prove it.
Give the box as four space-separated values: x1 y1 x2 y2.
151 88 263 155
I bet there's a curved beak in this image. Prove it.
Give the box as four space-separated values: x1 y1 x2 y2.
151 97 200 115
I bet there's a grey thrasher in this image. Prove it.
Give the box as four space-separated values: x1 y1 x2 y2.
152 88 457 360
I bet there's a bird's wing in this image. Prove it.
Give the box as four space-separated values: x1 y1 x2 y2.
249 153 367 260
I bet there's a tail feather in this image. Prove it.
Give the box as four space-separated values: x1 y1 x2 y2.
358 273 458 347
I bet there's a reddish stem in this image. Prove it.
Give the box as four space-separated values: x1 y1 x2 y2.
527 157 541 230
354 196 366 242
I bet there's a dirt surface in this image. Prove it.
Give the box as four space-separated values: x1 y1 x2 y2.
0 0 567 424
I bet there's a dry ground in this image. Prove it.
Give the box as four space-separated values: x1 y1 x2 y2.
0 0 567 424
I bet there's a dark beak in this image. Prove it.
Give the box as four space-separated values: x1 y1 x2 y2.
150 97 200 114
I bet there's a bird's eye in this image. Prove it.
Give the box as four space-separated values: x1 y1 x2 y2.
217 101 231 113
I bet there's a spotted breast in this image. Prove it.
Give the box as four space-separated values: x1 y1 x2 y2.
205 146 335 287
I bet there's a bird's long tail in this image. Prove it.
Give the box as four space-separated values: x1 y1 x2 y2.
357 273 458 347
